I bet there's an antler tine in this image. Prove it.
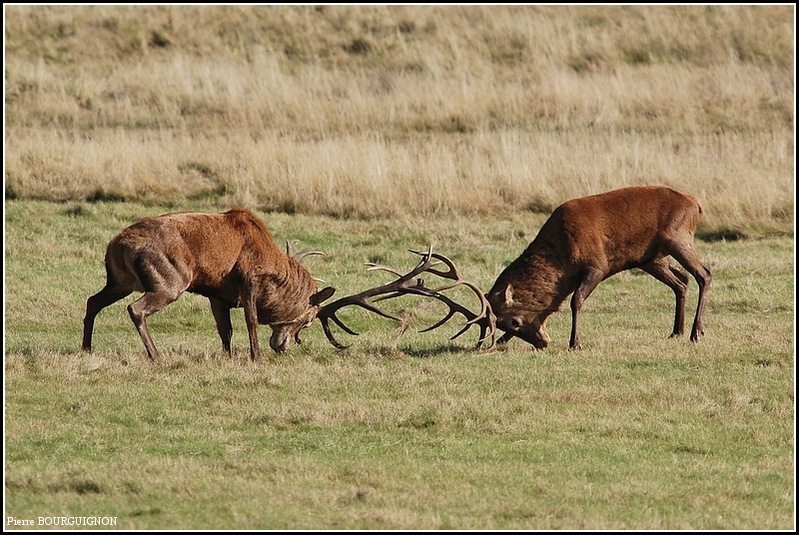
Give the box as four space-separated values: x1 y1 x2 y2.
286 239 326 262
375 283 496 348
318 301 401 350
412 251 494 323
365 263 405 278
410 249 483 300
317 248 440 348
409 248 454 279
318 246 496 349
406 249 497 348
410 250 475 292
319 315 356 350
419 287 497 348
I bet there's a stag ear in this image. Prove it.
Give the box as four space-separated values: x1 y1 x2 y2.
504 284 514 306
310 286 336 306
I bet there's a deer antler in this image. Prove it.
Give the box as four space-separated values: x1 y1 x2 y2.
376 247 497 349
316 248 437 349
395 249 496 348
286 239 326 262
317 246 496 349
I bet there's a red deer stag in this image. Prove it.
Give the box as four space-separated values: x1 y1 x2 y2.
486 186 712 350
82 210 492 362
82 208 336 363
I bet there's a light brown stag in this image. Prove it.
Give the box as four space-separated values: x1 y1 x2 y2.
81 209 492 363
485 186 712 350
82 208 336 363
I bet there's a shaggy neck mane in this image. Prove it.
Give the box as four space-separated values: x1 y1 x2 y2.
227 208 319 324
256 255 318 323
508 239 573 313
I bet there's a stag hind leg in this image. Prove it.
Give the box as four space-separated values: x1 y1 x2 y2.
126 253 192 362
665 241 712 342
82 284 133 352
640 256 690 338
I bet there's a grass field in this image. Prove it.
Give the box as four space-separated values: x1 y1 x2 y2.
3 4 796 531
4 201 795 529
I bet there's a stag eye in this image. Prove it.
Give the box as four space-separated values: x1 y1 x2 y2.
508 317 523 331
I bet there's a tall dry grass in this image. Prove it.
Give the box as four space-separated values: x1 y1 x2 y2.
4 5 794 231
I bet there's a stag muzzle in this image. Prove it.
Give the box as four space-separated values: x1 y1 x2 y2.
495 318 550 349
269 329 291 353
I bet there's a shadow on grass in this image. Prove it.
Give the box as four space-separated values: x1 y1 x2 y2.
397 342 498 359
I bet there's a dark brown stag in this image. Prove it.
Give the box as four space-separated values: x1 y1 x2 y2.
486 186 712 350
327 185 714 351
82 208 336 363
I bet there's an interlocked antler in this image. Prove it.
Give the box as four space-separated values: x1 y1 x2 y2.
316 249 436 349
317 246 496 349
408 249 497 348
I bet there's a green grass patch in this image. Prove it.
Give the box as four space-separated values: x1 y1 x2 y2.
4 200 794 529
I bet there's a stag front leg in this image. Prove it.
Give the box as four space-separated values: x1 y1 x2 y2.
242 294 263 364
569 269 604 350
209 297 233 357
496 331 516 345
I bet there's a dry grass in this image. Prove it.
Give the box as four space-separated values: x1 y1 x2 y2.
4 5 795 232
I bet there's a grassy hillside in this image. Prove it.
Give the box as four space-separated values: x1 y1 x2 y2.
4 5 795 233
